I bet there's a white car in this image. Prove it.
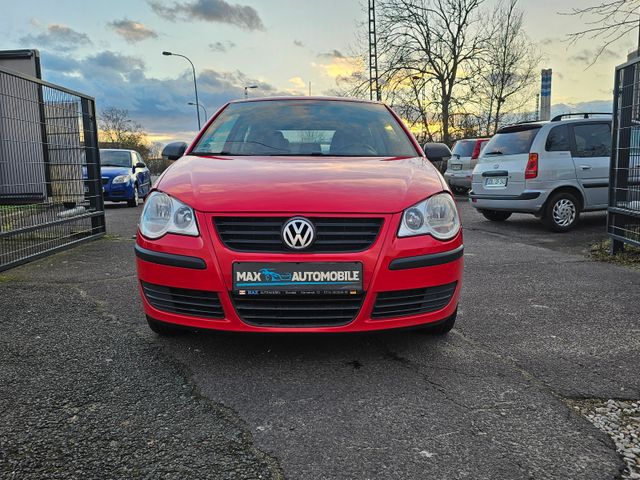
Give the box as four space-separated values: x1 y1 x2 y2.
469 113 612 231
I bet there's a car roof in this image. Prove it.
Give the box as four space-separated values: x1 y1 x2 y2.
500 116 611 131
100 148 136 153
227 96 383 105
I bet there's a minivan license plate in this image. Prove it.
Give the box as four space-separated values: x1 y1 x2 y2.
485 177 507 187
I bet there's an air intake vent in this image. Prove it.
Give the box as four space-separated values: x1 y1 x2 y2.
214 217 383 253
141 281 224 319
232 293 364 327
371 282 457 319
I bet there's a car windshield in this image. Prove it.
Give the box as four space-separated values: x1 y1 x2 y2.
480 126 540 158
101 150 131 167
451 140 475 157
191 100 418 157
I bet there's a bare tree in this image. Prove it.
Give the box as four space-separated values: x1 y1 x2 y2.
376 0 485 144
98 107 151 159
566 0 640 62
475 0 540 134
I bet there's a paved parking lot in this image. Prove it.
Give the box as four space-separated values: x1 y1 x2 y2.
1 198 638 479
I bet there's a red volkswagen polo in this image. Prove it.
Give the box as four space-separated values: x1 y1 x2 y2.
135 97 463 335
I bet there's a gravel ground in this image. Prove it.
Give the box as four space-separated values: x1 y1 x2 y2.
570 400 640 480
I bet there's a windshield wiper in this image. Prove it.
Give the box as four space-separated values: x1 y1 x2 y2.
191 151 247 156
484 150 504 155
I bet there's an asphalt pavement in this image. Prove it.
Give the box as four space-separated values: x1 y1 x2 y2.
1 198 638 479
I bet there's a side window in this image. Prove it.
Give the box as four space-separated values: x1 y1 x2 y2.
545 125 571 151
573 123 611 158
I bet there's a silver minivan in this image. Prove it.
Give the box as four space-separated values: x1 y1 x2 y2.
469 114 612 231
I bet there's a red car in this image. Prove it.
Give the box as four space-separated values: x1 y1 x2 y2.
136 97 463 334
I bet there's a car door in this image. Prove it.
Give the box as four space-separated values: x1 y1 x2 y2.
570 122 612 208
133 152 151 195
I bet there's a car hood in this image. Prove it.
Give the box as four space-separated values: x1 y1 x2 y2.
157 155 445 214
101 166 131 177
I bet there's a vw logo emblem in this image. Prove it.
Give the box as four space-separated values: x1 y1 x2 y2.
282 217 315 250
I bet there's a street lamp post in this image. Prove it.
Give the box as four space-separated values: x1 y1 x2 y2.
188 102 207 121
163 51 201 130
244 85 258 98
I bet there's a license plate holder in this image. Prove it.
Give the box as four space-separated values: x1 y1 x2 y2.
485 176 508 187
233 262 363 295
451 164 462 170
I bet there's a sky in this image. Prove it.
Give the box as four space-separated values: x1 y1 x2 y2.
1 0 636 143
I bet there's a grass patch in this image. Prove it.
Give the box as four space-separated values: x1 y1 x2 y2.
590 239 640 269
101 233 122 241
0 274 15 283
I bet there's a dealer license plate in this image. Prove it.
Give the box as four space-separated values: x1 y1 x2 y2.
233 262 363 295
485 177 507 187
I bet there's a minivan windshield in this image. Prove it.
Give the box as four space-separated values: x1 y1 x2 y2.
191 100 418 157
480 126 541 159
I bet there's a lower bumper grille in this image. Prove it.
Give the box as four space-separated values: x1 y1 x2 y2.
371 282 457 319
141 281 224 319
232 293 364 327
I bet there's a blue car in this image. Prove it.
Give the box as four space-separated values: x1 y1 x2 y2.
259 268 293 282
100 149 152 207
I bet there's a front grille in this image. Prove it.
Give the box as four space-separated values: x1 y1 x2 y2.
141 281 224 319
371 282 457 319
232 293 364 327
214 217 383 253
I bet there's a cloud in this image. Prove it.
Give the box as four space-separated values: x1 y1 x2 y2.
108 19 158 43
21 24 92 51
317 49 345 59
293 39 304 47
288 76 306 89
148 0 264 31
209 41 236 52
568 48 620 65
40 50 286 142
312 53 362 80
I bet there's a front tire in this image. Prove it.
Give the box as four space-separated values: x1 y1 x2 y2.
416 309 457 335
146 316 184 336
480 209 512 222
127 185 139 208
542 191 580 232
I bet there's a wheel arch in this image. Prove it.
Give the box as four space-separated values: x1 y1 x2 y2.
544 185 585 211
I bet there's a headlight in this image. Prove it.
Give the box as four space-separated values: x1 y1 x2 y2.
398 193 460 240
112 175 130 184
139 191 199 239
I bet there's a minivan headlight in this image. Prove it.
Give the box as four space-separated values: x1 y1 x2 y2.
398 193 460 240
139 191 199 239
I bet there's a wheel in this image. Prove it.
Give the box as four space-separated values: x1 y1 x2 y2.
416 309 457 335
542 191 580 232
127 185 140 207
146 316 184 336
480 209 512 222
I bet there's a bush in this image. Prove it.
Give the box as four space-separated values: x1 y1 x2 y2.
146 158 172 175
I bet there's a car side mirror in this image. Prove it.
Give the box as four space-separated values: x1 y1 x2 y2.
423 142 452 163
134 162 146 169
162 142 188 161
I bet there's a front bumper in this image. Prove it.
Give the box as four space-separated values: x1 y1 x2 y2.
135 212 463 332
103 181 135 201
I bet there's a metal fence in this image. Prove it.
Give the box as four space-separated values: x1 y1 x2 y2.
609 58 640 252
0 66 105 272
